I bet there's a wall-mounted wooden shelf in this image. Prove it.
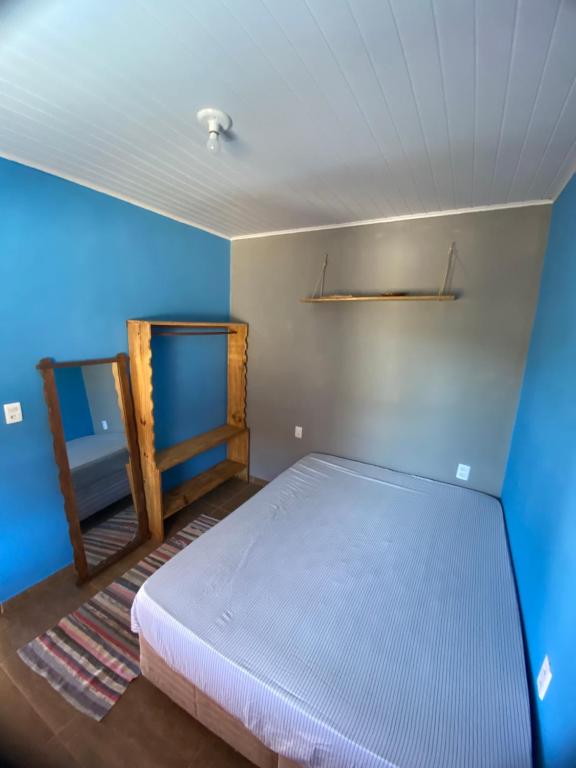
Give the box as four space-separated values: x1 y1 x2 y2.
128 320 249 541
301 294 456 303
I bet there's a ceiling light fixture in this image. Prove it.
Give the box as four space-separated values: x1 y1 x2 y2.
197 108 232 155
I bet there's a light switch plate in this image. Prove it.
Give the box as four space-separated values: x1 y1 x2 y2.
456 463 470 481
294 425 303 439
3 402 23 424
537 655 552 700
101 420 108 431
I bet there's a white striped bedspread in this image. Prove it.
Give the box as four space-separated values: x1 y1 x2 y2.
132 453 532 768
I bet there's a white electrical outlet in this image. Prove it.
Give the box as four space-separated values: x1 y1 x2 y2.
3 402 23 424
101 420 108 431
294 426 303 439
456 463 471 481
537 655 552 701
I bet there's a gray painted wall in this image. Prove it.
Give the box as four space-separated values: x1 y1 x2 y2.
82 363 125 435
231 206 551 495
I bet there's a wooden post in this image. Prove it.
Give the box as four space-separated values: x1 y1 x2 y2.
115 353 149 542
227 324 249 481
127 321 163 541
227 324 248 428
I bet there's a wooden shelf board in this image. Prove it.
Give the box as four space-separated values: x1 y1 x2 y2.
301 294 456 303
163 459 246 519
128 320 241 328
156 424 246 472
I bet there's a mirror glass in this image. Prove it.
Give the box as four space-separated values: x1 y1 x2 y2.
53 361 142 574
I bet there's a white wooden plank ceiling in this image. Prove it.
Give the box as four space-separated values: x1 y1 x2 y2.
0 0 574 238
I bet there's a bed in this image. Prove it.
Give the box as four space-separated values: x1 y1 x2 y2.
131 453 532 768
66 432 130 521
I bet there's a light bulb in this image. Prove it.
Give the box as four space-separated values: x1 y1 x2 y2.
206 130 220 154
197 109 231 154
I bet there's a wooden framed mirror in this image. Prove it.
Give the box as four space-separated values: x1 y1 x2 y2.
37 353 149 583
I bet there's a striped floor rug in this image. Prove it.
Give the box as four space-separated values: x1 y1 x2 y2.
18 514 217 721
83 505 138 568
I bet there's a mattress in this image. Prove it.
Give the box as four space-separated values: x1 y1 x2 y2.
131 453 532 768
66 432 127 470
67 433 130 520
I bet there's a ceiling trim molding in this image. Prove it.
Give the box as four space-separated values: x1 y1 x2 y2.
231 200 553 241
0 151 231 241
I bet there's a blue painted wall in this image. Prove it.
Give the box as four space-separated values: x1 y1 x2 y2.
503 174 576 768
53 367 94 441
0 157 229 602
153 334 229 491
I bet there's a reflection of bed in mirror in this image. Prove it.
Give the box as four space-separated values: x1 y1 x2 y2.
67 432 130 521
38 353 148 583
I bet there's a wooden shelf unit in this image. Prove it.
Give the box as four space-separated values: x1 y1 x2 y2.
301 294 456 303
127 320 249 540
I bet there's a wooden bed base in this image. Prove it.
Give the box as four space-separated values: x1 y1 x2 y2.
140 638 301 768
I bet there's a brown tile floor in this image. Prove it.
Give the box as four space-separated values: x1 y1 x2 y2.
0 479 263 768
